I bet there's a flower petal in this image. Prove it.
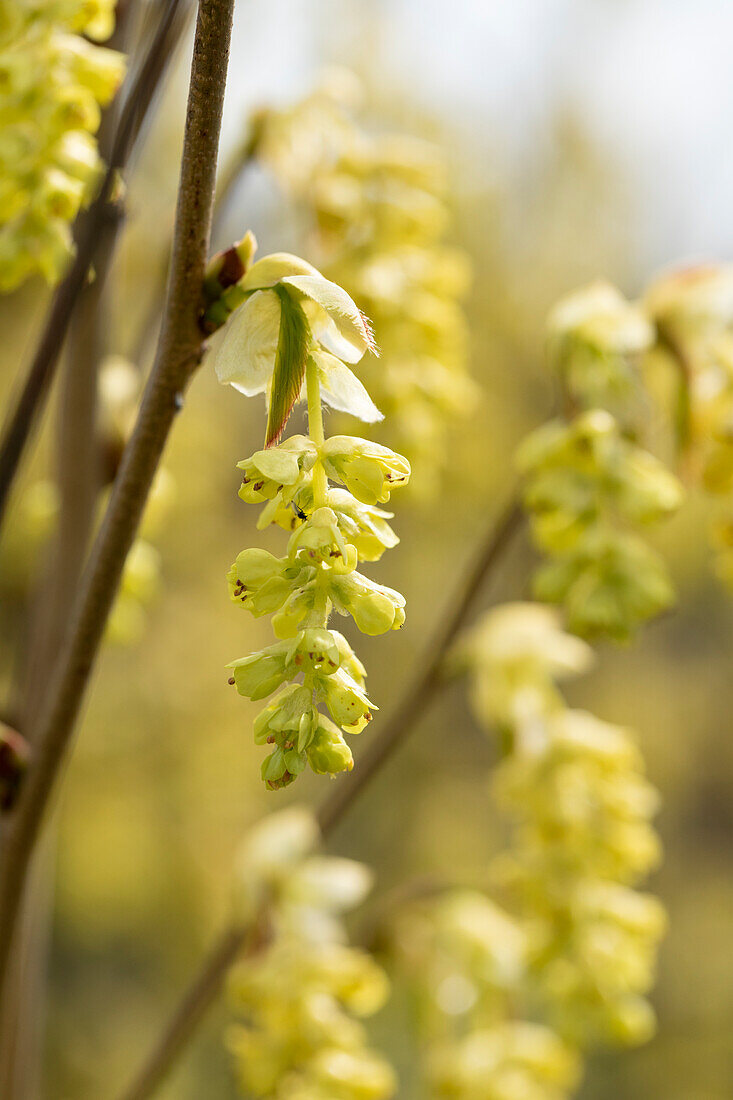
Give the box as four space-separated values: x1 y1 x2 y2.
313 350 383 423
282 274 377 363
212 289 280 395
295 855 374 911
241 252 320 292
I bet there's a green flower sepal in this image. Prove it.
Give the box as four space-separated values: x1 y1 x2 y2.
227 628 341 700
330 571 406 634
237 435 317 530
227 549 312 617
319 666 376 734
327 488 399 561
321 437 410 504
307 714 355 775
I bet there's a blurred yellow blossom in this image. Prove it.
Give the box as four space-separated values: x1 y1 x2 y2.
228 808 396 1100
0 0 125 290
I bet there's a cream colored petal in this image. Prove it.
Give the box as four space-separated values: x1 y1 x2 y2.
240 252 320 291
282 274 376 362
212 290 280 395
314 350 383 423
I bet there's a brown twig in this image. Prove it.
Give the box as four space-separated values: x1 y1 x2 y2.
0 6 147 1088
0 0 235 1006
0 0 192 534
0 237 110 1100
117 915 272 1100
113 490 525 1100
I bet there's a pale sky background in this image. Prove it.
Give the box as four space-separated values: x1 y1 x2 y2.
220 0 733 275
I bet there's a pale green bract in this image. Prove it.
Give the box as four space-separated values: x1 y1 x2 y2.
228 807 397 1100
0 0 125 290
209 240 410 788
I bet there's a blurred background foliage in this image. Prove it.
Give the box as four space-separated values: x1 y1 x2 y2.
2 1 733 1098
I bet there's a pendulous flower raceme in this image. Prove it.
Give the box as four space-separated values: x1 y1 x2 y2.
394 890 580 1100
227 807 396 1100
238 72 476 494
0 0 125 290
392 603 664 1099
459 604 666 1053
519 283 684 641
207 238 410 789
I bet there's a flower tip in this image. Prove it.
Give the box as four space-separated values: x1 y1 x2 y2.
360 310 380 356
264 415 290 449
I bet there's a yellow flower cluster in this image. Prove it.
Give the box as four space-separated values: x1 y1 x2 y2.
228 807 396 1100
394 890 580 1100
208 242 410 788
462 604 666 1049
0 0 124 290
251 71 476 492
519 284 683 641
393 604 663 1097
645 264 733 587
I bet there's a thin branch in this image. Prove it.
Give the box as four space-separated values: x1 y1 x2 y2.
0 0 235 1002
117 916 271 1100
0 11 143 1080
112 489 525 1100
0 245 110 1098
0 0 192 534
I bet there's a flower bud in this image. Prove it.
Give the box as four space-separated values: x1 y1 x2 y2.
228 548 308 617
0 723 29 812
307 715 354 775
204 231 258 303
237 436 317 506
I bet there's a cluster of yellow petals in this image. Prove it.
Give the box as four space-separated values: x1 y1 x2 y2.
0 0 124 290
